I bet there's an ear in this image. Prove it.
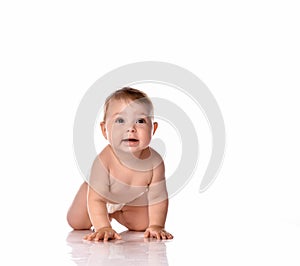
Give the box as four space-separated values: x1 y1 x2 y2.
100 122 107 139
152 122 158 135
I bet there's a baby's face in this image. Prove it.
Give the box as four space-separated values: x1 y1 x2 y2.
101 99 157 156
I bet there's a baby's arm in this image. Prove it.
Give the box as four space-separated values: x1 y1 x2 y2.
84 186 121 241
144 162 173 240
84 155 121 241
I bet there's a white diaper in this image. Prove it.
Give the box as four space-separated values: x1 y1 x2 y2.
106 203 125 214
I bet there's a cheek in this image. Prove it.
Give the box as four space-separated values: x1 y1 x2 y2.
108 130 121 140
107 124 123 138
140 127 153 141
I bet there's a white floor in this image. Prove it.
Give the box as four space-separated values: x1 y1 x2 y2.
61 176 300 266
66 230 170 266
63 205 300 266
0 160 299 266
2 174 300 266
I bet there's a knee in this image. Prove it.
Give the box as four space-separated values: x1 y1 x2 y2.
128 224 147 231
125 216 148 231
66 212 91 230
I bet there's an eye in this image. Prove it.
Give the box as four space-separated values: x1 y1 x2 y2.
115 117 125 124
136 118 146 124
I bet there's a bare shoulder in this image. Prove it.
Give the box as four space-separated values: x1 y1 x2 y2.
149 147 164 162
89 146 111 189
89 145 112 179
149 147 165 171
98 145 114 166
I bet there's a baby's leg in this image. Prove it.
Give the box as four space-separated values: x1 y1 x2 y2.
110 205 149 231
67 182 92 230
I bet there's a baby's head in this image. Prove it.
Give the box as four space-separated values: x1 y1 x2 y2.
103 87 154 122
101 87 157 156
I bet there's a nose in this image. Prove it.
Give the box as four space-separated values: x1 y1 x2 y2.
127 123 136 132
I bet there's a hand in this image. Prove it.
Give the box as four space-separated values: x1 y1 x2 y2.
84 227 122 241
144 225 173 240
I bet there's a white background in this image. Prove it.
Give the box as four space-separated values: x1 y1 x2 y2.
1 1 299 265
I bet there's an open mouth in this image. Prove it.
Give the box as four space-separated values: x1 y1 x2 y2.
122 138 139 142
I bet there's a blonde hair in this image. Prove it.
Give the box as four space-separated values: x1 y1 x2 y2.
103 87 154 121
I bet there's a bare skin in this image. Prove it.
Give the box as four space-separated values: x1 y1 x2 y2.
67 182 173 241
67 98 173 241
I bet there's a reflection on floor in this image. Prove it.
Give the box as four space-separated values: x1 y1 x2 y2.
66 230 170 266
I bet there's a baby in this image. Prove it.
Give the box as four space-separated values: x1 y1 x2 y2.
67 87 173 241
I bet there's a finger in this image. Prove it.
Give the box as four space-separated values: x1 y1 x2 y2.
144 230 150 238
94 232 104 241
166 233 173 239
103 232 108 241
155 232 161 240
86 233 95 241
114 232 122 240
